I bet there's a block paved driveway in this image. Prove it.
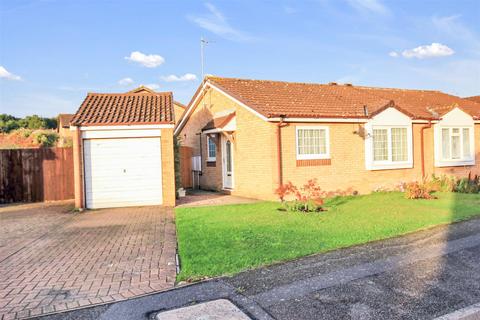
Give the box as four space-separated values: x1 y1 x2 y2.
0 202 176 320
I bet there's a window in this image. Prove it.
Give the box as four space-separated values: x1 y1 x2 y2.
440 127 472 161
372 127 409 163
296 126 330 160
207 136 216 161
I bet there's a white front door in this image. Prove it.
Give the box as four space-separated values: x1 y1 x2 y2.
222 136 234 189
83 137 163 209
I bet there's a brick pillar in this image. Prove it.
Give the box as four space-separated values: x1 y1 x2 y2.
161 128 176 206
72 126 84 209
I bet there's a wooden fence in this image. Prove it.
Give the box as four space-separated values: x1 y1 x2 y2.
0 147 74 203
179 146 193 188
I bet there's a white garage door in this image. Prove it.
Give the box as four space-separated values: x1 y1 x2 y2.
83 137 162 209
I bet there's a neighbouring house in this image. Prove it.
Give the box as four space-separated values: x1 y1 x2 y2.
175 76 480 201
70 86 176 209
173 101 187 124
57 114 74 138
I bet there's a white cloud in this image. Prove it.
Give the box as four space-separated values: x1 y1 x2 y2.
347 0 389 16
144 83 160 90
389 51 399 57
188 3 253 42
118 77 134 85
125 51 165 68
401 43 454 59
0 66 21 80
160 73 197 82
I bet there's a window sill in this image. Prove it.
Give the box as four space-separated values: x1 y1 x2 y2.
435 160 475 168
366 162 413 171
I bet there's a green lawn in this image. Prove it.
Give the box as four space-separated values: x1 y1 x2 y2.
176 192 480 281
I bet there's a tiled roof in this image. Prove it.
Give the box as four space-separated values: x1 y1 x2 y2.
202 112 236 131
206 77 480 120
71 86 174 126
465 95 480 103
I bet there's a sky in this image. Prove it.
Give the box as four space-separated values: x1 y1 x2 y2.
0 0 479 117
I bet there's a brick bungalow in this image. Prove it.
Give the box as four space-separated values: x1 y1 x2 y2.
175 76 480 200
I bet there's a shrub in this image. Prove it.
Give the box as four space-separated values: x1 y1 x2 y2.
454 173 480 194
429 174 455 192
32 131 59 147
275 179 353 213
275 179 325 213
404 181 436 200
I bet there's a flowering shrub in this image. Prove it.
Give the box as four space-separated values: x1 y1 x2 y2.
404 181 436 199
275 180 325 212
275 179 353 213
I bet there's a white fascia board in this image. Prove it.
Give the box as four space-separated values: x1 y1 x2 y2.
80 124 173 131
82 129 162 139
269 117 368 123
268 118 436 124
202 128 222 134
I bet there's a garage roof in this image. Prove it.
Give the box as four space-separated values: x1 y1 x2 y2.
71 86 174 126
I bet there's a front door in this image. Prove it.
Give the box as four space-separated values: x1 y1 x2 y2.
222 136 234 189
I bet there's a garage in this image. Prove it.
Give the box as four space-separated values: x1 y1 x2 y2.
70 86 176 209
83 137 163 208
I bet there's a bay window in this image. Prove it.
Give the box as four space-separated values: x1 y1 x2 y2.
372 127 409 164
439 127 473 162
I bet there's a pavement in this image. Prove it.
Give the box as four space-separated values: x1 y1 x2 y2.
35 216 480 320
0 202 176 320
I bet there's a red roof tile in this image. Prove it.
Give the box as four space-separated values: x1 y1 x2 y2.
465 95 480 103
71 86 174 126
206 77 480 120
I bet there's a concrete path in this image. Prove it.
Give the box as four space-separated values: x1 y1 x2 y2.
36 217 480 320
175 190 259 207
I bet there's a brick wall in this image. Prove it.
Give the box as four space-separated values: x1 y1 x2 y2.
178 88 277 197
280 123 480 196
161 128 176 206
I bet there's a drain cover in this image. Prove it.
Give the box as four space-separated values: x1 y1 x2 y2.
156 299 251 320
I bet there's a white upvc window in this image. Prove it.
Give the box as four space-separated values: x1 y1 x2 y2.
365 107 413 171
372 126 409 163
433 108 475 167
207 136 216 161
296 126 330 160
439 127 473 162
